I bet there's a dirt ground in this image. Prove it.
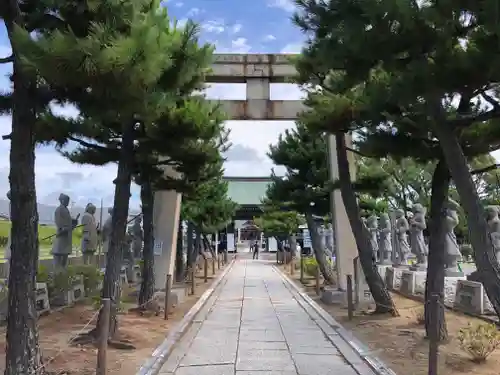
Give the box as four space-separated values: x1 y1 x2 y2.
280 263 500 375
0 260 230 375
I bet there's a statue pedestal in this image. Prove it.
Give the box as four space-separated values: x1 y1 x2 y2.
385 266 407 290
353 257 373 307
400 270 426 296
453 279 494 315
442 275 466 307
376 264 392 281
321 287 346 305
36 282 50 314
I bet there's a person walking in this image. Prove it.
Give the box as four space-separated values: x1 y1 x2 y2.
252 241 259 260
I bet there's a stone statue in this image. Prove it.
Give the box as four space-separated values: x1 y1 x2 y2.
444 199 462 275
395 209 411 265
410 203 428 270
366 215 379 262
4 191 11 279
131 216 143 258
51 193 74 269
102 207 113 254
81 203 98 265
378 213 392 264
486 205 500 262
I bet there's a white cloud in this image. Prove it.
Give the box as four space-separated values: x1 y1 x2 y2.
267 0 296 12
231 24 242 34
230 38 251 53
264 34 277 42
186 7 201 17
175 2 184 7
202 20 225 34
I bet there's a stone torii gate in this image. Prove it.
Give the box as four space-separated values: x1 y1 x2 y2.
152 53 357 291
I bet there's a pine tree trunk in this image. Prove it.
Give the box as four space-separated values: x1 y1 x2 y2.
4 18 45 372
335 132 398 315
139 179 155 307
305 213 336 284
289 234 297 257
175 220 184 282
424 160 449 342
186 222 194 269
432 123 500 319
98 121 135 337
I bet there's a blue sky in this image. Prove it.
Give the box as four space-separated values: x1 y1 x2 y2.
0 0 305 208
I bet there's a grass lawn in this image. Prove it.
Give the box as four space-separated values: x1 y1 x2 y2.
0 220 83 260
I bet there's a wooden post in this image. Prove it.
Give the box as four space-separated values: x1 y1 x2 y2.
217 253 221 270
276 251 279 264
290 257 294 275
428 293 440 375
96 298 111 375
300 256 304 283
315 265 321 295
212 258 216 275
164 274 172 320
346 274 354 321
190 267 195 295
204 259 208 282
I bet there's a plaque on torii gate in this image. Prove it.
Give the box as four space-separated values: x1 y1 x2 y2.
208 53 357 290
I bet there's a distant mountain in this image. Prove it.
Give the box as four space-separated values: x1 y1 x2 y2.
0 199 140 226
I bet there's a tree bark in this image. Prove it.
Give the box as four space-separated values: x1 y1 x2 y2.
139 179 155 307
4 5 45 371
288 234 297 257
175 219 184 283
424 159 449 342
335 132 398 315
186 222 195 269
202 233 216 257
432 123 500 319
305 213 336 284
98 121 135 337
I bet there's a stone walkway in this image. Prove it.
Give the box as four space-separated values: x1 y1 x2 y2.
159 257 387 375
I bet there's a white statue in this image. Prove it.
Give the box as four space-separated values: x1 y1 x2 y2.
486 205 500 262
366 215 379 262
395 209 411 265
4 191 11 279
51 193 74 269
131 216 143 258
378 213 392 264
410 203 428 269
444 199 462 275
81 203 98 264
101 207 113 254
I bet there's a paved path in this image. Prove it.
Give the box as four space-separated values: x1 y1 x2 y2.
159 258 387 375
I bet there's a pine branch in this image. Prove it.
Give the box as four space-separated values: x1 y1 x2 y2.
0 55 13 63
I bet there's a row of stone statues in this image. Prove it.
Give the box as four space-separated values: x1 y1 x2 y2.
4 192 144 271
363 200 463 274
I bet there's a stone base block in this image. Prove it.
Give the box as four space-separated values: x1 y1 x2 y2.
454 279 493 315
320 287 346 305
35 282 50 315
400 270 426 296
120 266 128 285
133 265 142 284
443 276 465 307
385 267 405 290
153 290 180 310
376 264 391 281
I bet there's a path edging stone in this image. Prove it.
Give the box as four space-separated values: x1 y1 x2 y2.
136 259 236 375
273 265 397 375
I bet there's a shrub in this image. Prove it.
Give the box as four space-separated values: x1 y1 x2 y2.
303 257 318 276
71 264 103 296
458 322 500 363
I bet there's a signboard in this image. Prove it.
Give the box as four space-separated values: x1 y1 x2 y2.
268 237 278 252
154 240 163 255
302 229 312 248
227 233 235 252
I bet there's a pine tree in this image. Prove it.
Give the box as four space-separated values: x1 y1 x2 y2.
11 0 199 345
292 0 500 320
182 156 237 264
253 208 304 252
265 122 336 283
